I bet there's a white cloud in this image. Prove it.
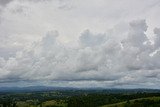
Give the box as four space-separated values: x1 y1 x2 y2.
0 0 160 88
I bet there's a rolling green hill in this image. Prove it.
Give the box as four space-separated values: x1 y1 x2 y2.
101 96 160 107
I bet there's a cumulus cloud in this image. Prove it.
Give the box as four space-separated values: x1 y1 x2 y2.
79 29 106 47
0 0 160 88
0 19 160 88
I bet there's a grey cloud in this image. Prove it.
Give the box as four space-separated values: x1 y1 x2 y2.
0 0 12 6
79 29 106 47
123 20 148 49
153 28 160 49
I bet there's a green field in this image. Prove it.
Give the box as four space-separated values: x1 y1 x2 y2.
15 100 67 107
101 96 160 107
42 100 67 107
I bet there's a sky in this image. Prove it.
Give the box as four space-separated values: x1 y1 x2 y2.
0 0 160 88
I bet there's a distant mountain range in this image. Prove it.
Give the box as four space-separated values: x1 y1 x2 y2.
0 86 77 93
0 86 160 93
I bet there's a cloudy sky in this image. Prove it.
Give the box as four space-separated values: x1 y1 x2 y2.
0 0 160 88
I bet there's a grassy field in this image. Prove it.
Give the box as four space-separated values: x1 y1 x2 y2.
16 100 67 107
16 101 31 107
42 100 67 107
101 96 160 107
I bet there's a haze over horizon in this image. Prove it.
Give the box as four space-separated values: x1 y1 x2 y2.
0 0 160 88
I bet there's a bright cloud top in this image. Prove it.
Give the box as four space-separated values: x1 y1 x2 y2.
0 0 160 88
